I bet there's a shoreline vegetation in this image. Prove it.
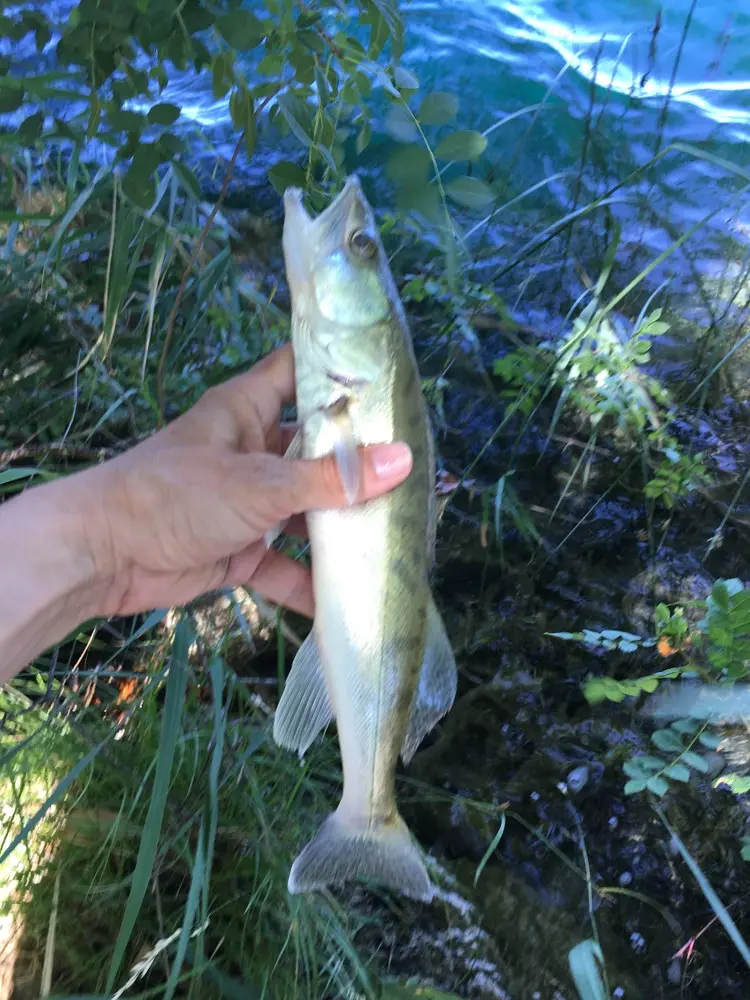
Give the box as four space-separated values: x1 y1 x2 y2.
2 2 750 998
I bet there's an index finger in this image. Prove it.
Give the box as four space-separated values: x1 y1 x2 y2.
136 345 297 454
212 344 297 446
234 344 297 432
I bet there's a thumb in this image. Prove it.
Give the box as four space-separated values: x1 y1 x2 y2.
274 441 414 519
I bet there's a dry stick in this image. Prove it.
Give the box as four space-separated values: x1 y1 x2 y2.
155 132 246 425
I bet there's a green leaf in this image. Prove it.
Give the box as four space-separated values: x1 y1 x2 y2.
386 143 431 187
393 66 419 91
474 814 505 886
267 161 307 195
664 763 691 782
624 778 647 794
647 775 669 796
699 732 722 750
173 161 200 199
157 132 185 157
229 86 256 157
276 91 314 148
640 755 667 769
384 105 418 143
356 119 372 155
212 51 233 99
418 91 458 126
445 176 495 210
107 108 145 133
683 751 709 773
435 129 487 162
651 729 684 752
18 110 43 142
671 718 699 734
712 580 730 611
716 773 750 794
122 143 162 210
147 102 180 126
623 759 647 779
0 80 24 112
216 10 264 51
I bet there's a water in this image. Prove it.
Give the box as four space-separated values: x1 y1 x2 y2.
11 3 750 271
154 2 750 141
132 0 750 295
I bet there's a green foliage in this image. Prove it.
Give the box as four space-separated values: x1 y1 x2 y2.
550 580 750 802
490 286 712 511
699 578 750 676
644 433 709 509
581 669 683 705
0 0 412 222
544 300 669 438
623 720 713 796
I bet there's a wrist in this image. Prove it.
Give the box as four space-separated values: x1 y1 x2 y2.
0 471 112 683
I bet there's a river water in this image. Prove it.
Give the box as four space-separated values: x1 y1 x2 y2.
156 0 750 291
10 2 750 277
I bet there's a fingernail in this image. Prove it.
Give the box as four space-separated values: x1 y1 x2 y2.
371 442 413 480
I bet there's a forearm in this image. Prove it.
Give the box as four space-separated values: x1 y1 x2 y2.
0 477 102 686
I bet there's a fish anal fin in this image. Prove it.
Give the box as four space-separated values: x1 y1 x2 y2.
401 597 457 766
272 628 333 755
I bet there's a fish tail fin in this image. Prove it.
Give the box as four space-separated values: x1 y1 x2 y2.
288 806 433 902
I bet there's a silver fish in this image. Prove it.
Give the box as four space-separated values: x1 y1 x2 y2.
272 174 457 902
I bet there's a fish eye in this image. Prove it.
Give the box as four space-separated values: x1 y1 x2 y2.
348 228 377 260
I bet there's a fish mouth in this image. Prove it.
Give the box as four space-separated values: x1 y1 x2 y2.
283 174 371 233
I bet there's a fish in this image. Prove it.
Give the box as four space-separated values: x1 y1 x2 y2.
271 173 457 902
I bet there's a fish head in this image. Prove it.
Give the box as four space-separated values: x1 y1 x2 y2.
283 174 396 385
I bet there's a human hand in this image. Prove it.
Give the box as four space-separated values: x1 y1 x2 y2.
60 345 412 619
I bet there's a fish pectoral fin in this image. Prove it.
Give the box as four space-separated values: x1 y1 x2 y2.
264 428 305 548
272 628 334 755
401 596 458 766
321 397 360 505
288 805 433 902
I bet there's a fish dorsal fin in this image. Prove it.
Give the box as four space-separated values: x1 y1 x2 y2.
273 628 334 755
401 596 457 765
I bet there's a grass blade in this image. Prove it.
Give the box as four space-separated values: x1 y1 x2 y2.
163 819 206 1000
474 813 506 886
569 939 607 1000
654 804 750 969
105 616 192 993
